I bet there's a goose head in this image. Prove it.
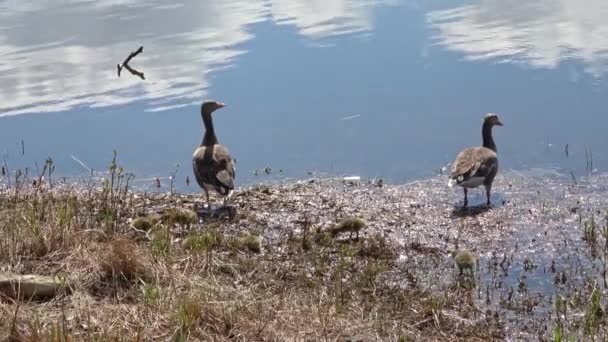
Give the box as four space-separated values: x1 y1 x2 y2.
484 113 503 127
201 100 225 115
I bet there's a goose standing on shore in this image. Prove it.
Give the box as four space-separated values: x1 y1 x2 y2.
193 100 235 208
448 113 503 208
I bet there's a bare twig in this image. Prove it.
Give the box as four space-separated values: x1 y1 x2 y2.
117 46 145 80
123 64 145 80
169 164 180 196
412 317 433 328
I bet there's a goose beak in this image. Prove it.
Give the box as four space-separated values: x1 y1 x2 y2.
217 102 225 108
496 120 503 126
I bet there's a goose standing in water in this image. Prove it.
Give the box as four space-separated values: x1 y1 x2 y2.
193 100 236 208
448 113 503 208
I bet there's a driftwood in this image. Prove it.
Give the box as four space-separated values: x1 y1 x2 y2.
117 46 145 80
0 274 71 300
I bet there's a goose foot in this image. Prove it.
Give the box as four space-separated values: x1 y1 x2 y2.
485 186 492 207
461 201 469 211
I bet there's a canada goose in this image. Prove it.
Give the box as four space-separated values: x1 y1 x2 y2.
448 113 502 208
329 217 366 240
452 249 477 276
192 101 236 208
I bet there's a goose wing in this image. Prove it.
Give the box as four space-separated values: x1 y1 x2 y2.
193 144 235 194
449 147 497 185
213 145 235 190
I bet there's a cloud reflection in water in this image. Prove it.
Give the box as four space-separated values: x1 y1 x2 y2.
427 0 608 76
0 0 389 116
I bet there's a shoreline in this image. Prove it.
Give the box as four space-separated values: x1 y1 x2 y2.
0 169 606 340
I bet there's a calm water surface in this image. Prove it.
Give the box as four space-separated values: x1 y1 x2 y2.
0 0 607 191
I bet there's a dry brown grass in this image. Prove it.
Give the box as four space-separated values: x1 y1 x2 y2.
5 167 608 341
0 177 497 342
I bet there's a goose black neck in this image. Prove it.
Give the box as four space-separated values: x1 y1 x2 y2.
201 109 218 146
482 121 496 152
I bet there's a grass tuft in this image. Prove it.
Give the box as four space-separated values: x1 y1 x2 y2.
175 295 203 332
101 237 146 283
149 226 172 260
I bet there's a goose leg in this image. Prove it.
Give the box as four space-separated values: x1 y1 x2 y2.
485 185 492 207
205 189 211 209
463 188 468 208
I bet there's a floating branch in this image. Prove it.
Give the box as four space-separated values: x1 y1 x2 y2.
117 46 143 76
117 45 145 80
123 64 145 80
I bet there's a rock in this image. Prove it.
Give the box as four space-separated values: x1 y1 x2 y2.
0 274 71 300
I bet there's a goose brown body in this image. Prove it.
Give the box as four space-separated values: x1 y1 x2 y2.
448 113 502 208
192 101 235 206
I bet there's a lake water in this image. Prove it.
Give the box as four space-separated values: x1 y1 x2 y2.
0 0 607 191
